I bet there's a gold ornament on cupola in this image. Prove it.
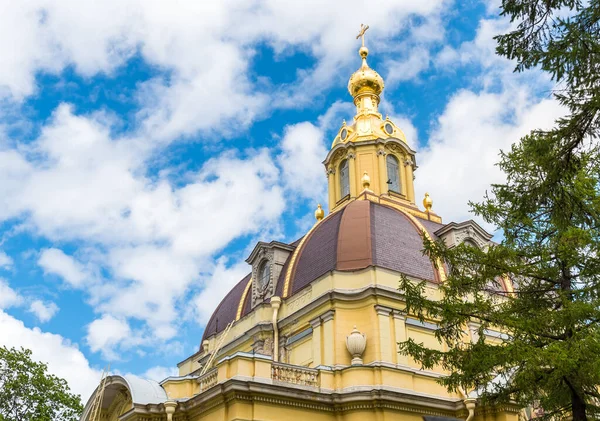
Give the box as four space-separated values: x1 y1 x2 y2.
323 24 420 216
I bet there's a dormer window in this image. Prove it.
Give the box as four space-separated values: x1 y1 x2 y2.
246 241 296 308
340 159 350 197
386 154 401 193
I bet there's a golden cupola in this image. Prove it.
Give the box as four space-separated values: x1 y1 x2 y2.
330 25 407 148
348 45 384 101
324 24 420 215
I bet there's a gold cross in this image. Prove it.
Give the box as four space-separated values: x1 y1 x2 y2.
356 24 369 47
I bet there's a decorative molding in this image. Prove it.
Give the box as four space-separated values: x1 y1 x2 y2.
135 376 475 419
374 305 393 316
434 221 493 250
405 317 439 331
309 316 322 329
392 311 406 321
320 309 335 323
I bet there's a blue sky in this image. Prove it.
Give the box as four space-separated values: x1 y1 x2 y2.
0 0 563 402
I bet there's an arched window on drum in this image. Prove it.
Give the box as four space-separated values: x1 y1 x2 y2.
386 155 401 193
340 159 350 198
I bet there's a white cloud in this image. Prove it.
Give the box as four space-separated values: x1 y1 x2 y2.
385 47 431 85
139 365 178 383
0 105 283 352
86 314 134 360
0 251 12 269
416 88 562 227
28 300 60 323
0 278 22 309
415 16 564 227
193 258 251 325
0 310 101 402
0 0 446 130
38 248 88 287
279 122 328 201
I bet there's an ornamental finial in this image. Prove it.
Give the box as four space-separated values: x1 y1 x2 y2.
315 204 325 221
423 192 433 213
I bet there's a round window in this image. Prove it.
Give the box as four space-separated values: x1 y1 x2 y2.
340 128 348 141
384 123 394 135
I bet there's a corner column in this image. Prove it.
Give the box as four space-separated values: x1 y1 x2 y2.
392 311 408 365
348 151 357 197
377 148 387 195
321 310 335 366
309 316 322 367
374 305 393 363
404 157 415 204
327 168 336 212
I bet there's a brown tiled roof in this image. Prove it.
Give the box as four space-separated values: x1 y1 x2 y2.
202 273 251 341
337 200 372 271
285 210 343 297
370 202 436 281
201 200 443 343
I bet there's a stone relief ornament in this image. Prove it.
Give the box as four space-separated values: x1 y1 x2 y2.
252 249 275 306
455 226 487 249
346 325 367 365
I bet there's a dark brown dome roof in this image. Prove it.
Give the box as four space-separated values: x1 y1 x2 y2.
201 200 445 344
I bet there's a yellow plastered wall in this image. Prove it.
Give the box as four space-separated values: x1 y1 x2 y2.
162 378 199 399
287 334 312 366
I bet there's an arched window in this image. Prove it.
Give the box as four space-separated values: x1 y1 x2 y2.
340 159 350 198
259 261 270 289
464 239 479 249
386 155 401 193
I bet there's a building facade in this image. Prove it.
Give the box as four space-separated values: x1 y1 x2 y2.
82 29 518 421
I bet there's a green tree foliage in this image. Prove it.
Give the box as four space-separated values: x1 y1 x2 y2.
0 346 83 421
399 1 600 420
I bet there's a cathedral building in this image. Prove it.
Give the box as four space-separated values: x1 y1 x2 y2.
82 28 518 421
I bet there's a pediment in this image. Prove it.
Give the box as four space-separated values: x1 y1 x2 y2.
434 220 493 249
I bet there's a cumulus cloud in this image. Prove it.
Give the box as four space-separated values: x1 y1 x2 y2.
0 0 446 117
0 310 101 402
38 248 88 288
415 16 563 228
193 258 251 325
279 122 328 201
1 104 286 357
139 365 178 383
385 47 431 85
86 314 135 360
416 89 563 227
0 251 12 269
28 300 60 323
0 278 22 309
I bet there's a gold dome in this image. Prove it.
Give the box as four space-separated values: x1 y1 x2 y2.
348 46 384 98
